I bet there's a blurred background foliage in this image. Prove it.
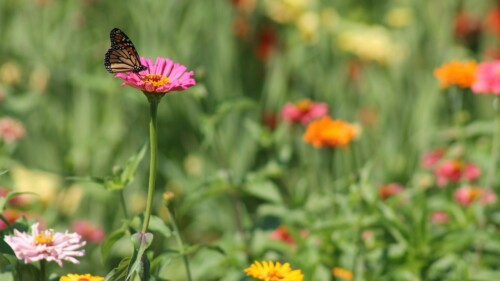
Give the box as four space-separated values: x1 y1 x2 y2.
2 0 500 280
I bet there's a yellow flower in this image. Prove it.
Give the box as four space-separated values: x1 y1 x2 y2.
332 267 353 280
303 116 357 148
296 11 320 43
434 60 477 89
384 7 413 28
245 260 304 281
59 273 104 281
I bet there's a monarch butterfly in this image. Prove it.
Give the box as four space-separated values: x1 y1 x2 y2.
104 28 147 73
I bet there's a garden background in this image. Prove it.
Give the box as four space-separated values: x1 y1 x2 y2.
1 0 500 280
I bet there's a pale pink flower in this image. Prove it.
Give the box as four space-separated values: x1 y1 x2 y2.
4 222 85 266
115 57 196 94
434 160 481 187
281 99 328 125
0 117 25 142
430 211 449 224
421 148 446 169
453 186 496 206
72 220 105 244
378 183 404 200
471 61 500 94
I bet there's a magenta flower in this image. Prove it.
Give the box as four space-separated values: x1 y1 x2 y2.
430 211 449 224
4 222 86 267
421 148 446 169
434 160 481 187
0 117 25 142
471 60 500 94
72 220 105 244
115 57 196 94
454 186 497 206
281 99 328 125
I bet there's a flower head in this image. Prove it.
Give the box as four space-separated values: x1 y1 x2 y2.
269 225 295 245
72 220 105 244
303 116 357 148
245 260 304 281
434 160 481 187
471 60 500 94
378 183 404 200
332 267 353 280
421 148 446 169
454 186 497 206
430 211 449 224
4 222 85 267
115 57 196 94
0 117 26 143
60 274 104 281
434 60 477 89
281 99 328 125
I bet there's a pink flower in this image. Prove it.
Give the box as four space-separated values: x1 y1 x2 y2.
281 99 328 125
269 225 295 245
4 222 86 267
72 220 105 244
434 160 481 187
453 186 497 206
430 211 449 224
378 183 404 200
421 148 446 169
115 57 196 94
0 209 22 230
471 61 500 94
0 117 25 142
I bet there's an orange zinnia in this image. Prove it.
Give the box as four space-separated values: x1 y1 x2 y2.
332 267 353 280
434 60 477 89
303 116 356 148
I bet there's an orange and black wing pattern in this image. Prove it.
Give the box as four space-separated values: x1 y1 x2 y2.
104 28 147 73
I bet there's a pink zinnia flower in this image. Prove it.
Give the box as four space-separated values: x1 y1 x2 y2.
72 220 105 244
269 225 295 245
0 117 25 142
421 148 446 169
4 222 86 267
378 183 404 200
281 99 328 125
453 186 497 206
430 211 449 224
434 160 481 187
471 61 500 94
115 57 196 94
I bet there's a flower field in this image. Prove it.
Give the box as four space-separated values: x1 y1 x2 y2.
1 0 500 280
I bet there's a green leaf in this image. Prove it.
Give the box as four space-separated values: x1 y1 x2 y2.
0 191 38 211
120 142 147 186
105 257 130 281
101 226 127 260
243 180 282 204
127 232 153 281
148 216 172 238
0 272 13 281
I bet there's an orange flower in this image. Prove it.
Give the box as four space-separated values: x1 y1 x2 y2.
303 116 356 148
332 267 353 280
434 60 477 88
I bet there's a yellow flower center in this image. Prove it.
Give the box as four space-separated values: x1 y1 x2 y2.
295 99 312 112
142 74 170 88
34 230 54 245
266 270 284 280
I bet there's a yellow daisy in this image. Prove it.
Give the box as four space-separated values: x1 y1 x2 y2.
59 274 104 281
244 260 304 281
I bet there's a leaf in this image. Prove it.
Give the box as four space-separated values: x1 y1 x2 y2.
127 232 153 281
148 216 172 238
0 272 13 281
0 191 38 211
105 257 131 281
120 142 147 186
242 180 282 204
101 226 127 260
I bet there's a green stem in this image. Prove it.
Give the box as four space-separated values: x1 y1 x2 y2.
168 207 193 281
486 97 500 189
119 190 129 218
142 100 159 233
40 260 46 281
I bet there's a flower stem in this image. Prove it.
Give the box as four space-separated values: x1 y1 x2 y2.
167 207 193 281
119 190 129 218
40 260 47 281
486 97 500 189
142 99 159 233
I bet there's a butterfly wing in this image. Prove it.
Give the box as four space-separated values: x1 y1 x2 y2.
104 28 147 73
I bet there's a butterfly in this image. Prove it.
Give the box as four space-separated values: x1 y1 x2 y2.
104 28 147 73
